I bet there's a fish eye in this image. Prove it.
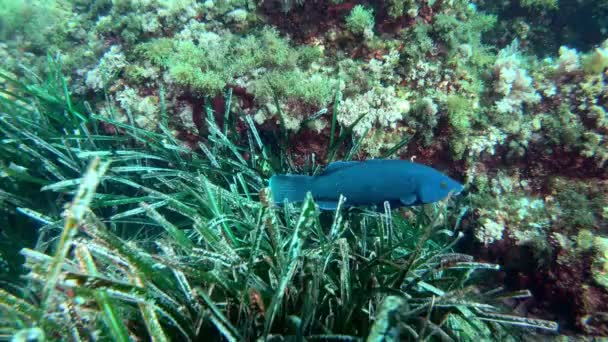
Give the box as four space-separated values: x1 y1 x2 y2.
440 181 448 189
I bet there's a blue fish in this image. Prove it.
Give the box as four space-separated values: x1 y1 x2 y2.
269 159 464 210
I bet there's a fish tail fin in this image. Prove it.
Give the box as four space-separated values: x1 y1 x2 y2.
269 175 315 205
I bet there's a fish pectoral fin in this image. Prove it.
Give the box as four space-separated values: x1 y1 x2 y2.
316 200 340 210
399 194 418 206
320 161 360 175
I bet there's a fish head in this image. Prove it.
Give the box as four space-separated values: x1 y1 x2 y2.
418 174 465 204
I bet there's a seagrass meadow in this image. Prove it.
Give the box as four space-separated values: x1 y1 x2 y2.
1 0 607 341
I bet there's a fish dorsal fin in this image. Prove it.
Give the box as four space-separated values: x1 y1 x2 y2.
320 161 360 175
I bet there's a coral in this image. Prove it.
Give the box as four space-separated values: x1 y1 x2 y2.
336 50 402 97
0 0 73 48
135 38 175 67
167 38 228 94
588 105 607 128
359 126 412 158
406 96 439 147
509 226 546 248
297 45 324 68
84 45 128 91
466 127 507 159
446 95 476 159
124 62 161 84
164 27 327 98
339 86 409 137
0 0 97 78
484 0 608 57
471 171 552 251
432 10 497 51
175 103 198 134
254 93 328 131
557 46 581 73
399 23 434 62
345 5 374 35
252 70 335 108
115 87 161 131
464 177 606 287
581 40 608 75
95 86 161 133
581 132 608 168
519 42 608 168
592 236 608 289
95 0 202 44
550 178 606 230
519 0 558 9
226 8 248 23
576 229 595 251
3 0 608 337
475 217 505 245
384 0 417 19
543 105 583 147
366 49 402 85
493 41 541 114
265 0 307 13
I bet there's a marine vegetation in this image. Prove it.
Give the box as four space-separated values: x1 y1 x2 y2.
0 64 559 340
1 0 608 339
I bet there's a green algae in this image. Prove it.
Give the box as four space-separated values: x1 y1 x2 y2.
345 5 374 35
2 0 608 338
